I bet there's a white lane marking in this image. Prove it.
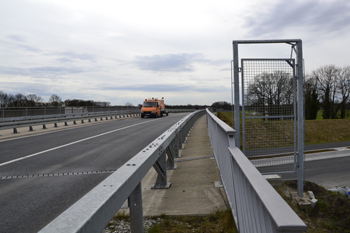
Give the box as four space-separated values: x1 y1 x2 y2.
0 113 184 143
0 115 185 167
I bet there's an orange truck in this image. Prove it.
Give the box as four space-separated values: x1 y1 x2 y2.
141 97 169 118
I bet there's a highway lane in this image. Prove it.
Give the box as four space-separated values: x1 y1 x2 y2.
0 113 190 233
258 156 350 189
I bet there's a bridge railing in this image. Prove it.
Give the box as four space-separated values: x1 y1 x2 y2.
206 109 307 233
39 110 205 233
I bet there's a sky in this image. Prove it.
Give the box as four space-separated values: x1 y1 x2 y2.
1 0 350 106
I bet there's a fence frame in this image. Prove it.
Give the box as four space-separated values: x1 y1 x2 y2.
232 39 305 196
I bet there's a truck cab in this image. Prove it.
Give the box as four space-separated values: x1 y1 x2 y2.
141 97 168 118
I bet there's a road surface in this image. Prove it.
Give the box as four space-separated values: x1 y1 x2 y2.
0 113 189 233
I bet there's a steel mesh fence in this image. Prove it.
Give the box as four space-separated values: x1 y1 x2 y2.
242 59 296 173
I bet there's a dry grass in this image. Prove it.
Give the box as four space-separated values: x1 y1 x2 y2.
305 119 350 144
218 111 350 145
277 181 350 233
148 210 237 233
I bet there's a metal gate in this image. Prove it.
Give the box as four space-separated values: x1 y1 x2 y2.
241 59 297 174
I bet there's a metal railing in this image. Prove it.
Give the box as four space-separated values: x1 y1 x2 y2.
39 110 205 233
0 106 139 119
206 109 307 233
0 111 141 134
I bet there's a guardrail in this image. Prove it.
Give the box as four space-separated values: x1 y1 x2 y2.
206 109 307 233
167 109 198 112
0 106 139 119
39 110 205 233
0 111 140 134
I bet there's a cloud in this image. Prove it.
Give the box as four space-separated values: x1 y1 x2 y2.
17 44 42 52
50 51 97 63
0 66 85 77
99 83 225 93
3 34 42 52
132 53 228 72
7 34 26 42
244 0 350 37
133 53 203 72
56 57 74 63
59 51 96 61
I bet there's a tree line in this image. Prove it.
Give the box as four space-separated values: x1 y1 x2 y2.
246 64 350 120
0 91 111 107
305 65 350 119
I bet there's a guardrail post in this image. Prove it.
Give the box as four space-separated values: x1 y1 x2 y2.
13 128 17 134
64 122 68 126
152 150 171 189
128 182 144 233
29 126 33 131
54 123 58 127
166 147 177 170
43 124 46 129
172 134 180 158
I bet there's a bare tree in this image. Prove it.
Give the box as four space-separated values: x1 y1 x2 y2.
337 66 350 118
124 102 134 107
304 75 319 120
312 65 340 119
27 94 43 107
13 93 27 107
49 94 63 106
0 91 6 107
246 71 293 118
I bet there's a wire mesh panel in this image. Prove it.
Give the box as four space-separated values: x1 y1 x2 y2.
241 59 296 173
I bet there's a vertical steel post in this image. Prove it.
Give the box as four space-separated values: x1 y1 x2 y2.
233 42 240 148
152 150 171 189
231 60 234 128
128 182 144 233
241 59 245 154
297 40 304 197
166 147 177 170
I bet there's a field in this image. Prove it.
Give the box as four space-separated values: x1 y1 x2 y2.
217 111 350 145
316 110 350 120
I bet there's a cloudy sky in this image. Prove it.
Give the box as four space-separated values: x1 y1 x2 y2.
1 0 350 106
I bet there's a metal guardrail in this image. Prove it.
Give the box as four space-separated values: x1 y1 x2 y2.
0 106 139 119
39 110 205 233
206 109 307 233
0 111 140 134
167 109 198 112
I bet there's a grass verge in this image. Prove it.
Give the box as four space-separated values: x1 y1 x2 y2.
276 180 350 233
148 210 237 233
218 111 350 145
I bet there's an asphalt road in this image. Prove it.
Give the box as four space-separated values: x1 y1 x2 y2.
0 113 189 233
259 156 350 189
